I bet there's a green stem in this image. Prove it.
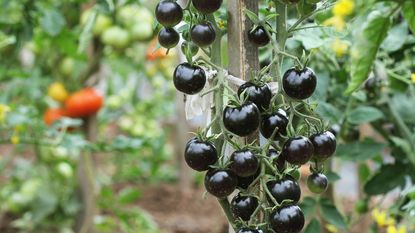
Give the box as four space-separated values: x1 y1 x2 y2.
218 198 237 229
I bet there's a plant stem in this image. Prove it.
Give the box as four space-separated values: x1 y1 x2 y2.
218 198 237 229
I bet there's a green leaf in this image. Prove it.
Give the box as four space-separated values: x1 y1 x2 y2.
358 163 371 183
347 106 384 124
320 198 347 229
345 10 391 95
315 102 342 124
118 187 141 204
244 9 259 24
300 196 317 217
304 219 322 233
326 171 341 182
364 163 409 195
403 1 415 34
40 8 65 36
381 22 408 52
336 139 385 161
78 8 97 53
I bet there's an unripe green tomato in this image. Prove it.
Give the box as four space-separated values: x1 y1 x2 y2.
119 116 134 130
129 22 153 41
355 199 369 214
81 10 113 36
117 5 153 25
57 162 74 178
20 179 41 200
101 26 130 48
107 95 122 109
59 57 75 76
53 146 70 159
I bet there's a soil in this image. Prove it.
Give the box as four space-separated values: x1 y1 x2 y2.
137 183 229 233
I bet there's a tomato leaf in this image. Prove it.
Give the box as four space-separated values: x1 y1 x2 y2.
336 139 385 161
403 1 415 34
345 11 391 95
40 8 66 36
300 196 317 218
315 102 342 124
347 106 384 124
364 163 409 195
381 22 408 52
304 219 322 233
320 198 347 229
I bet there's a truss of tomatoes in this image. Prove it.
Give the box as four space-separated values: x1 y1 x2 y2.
44 88 104 126
155 1 335 233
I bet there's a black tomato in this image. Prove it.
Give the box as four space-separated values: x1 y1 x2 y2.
260 110 289 139
230 193 259 221
248 26 270 47
173 63 206 95
230 149 259 177
282 67 317 100
269 205 305 233
191 23 216 47
191 0 222 14
282 136 314 165
310 131 336 161
184 138 217 171
155 1 183 27
237 228 261 233
307 173 328 194
268 149 286 172
204 169 237 198
223 102 260 137
237 168 260 189
266 175 301 204
158 27 180 49
237 82 272 111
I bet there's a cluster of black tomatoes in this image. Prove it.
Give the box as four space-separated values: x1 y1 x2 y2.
155 1 337 233
184 67 336 233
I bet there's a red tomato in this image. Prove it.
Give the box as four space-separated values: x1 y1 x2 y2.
44 108 67 125
65 88 104 118
146 37 168 61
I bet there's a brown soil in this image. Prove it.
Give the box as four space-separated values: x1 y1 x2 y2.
137 184 229 233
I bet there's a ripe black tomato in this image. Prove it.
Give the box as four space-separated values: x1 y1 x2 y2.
191 0 222 14
236 168 260 189
230 149 259 177
230 193 258 221
248 26 270 47
268 149 286 172
260 110 289 139
282 136 314 165
191 23 216 47
184 138 217 171
237 82 272 111
282 67 317 100
269 205 305 233
237 228 261 233
173 63 206 95
204 169 237 198
223 102 260 137
307 173 328 194
158 27 180 49
266 175 301 204
310 131 336 161
155 1 183 27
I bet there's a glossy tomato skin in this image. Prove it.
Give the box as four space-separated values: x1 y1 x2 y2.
268 149 286 172
185 138 217 171
223 102 260 137
44 108 66 125
267 175 301 204
231 193 259 221
237 228 261 233
192 0 222 14
173 63 206 95
248 26 270 47
158 27 180 49
237 82 272 111
269 205 305 233
282 136 314 165
205 169 237 198
237 168 260 189
307 173 328 194
155 1 183 27
230 149 259 177
65 88 103 118
260 111 289 139
191 23 216 47
282 67 317 100
310 131 336 161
